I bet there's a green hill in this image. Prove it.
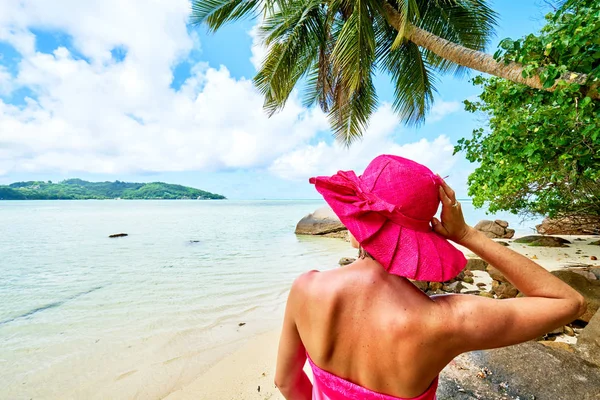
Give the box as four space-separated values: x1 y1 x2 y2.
0 179 226 200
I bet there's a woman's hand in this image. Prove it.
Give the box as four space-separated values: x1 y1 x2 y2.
431 177 473 245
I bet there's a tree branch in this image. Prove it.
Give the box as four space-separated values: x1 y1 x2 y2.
383 2 599 100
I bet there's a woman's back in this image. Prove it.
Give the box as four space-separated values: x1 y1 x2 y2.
294 260 448 398
274 157 586 400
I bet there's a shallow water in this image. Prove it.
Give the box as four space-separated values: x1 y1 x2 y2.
0 200 540 399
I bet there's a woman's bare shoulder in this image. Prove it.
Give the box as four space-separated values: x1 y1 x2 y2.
289 269 321 298
290 268 345 302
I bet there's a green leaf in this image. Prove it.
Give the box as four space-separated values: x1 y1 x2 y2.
191 0 260 31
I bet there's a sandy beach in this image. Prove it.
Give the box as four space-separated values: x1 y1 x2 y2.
167 234 600 399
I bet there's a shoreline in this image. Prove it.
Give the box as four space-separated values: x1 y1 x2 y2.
170 233 600 399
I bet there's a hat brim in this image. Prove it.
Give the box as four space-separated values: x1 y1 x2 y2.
312 175 467 282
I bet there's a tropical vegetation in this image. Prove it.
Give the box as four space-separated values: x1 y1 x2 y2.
192 0 599 144
456 0 600 218
0 179 226 200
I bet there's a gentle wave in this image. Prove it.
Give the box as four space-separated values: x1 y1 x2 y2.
0 285 106 326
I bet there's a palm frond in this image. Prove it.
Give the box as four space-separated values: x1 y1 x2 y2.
324 0 379 143
331 0 376 96
385 40 437 125
190 0 260 31
193 0 499 140
390 0 421 49
302 8 352 112
328 71 378 145
303 16 336 111
253 0 325 114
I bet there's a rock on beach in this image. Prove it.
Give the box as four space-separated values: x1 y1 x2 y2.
551 270 600 323
438 341 600 400
295 206 347 238
473 220 515 239
578 310 600 367
109 233 128 238
465 257 488 271
339 257 356 266
514 235 570 247
536 216 600 235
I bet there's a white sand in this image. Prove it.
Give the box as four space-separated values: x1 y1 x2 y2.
169 234 600 399
165 329 284 400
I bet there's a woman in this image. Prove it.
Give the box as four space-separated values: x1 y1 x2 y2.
275 155 586 400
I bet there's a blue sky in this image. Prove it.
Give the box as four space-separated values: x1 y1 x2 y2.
0 0 553 199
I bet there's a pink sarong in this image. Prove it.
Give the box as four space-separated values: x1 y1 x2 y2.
308 356 438 400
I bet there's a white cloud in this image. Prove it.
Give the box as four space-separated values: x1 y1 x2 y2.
0 1 461 180
429 99 461 122
269 104 459 180
0 0 331 176
0 0 193 62
0 65 13 94
248 24 267 71
0 53 328 174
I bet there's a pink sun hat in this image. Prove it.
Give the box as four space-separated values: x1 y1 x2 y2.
309 154 467 282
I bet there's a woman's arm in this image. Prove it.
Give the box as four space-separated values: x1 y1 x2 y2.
274 275 313 400
432 179 586 353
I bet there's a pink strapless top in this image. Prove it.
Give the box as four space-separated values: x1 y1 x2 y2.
307 356 438 400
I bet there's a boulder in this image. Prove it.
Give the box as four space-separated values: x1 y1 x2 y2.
495 219 509 228
565 325 575 336
474 219 515 239
411 280 429 292
486 265 508 283
295 206 347 237
572 270 598 281
438 341 600 400
338 257 356 266
443 281 464 293
551 270 600 323
578 311 600 367
465 257 488 271
491 280 519 299
539 341 575 353
474 220 504 237
514 235 570 247
536 215 600 235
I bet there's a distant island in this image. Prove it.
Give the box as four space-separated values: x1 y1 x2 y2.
0 179 226 200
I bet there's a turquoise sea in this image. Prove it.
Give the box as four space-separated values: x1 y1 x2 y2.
0 200 541 399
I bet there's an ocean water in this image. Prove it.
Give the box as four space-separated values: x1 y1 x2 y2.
0 200 541 399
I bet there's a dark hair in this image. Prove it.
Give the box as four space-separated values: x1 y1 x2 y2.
358 246 374 260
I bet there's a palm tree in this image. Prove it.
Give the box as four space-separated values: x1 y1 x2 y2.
191 0 598 144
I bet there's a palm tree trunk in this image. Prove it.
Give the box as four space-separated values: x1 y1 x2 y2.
384 4 599 100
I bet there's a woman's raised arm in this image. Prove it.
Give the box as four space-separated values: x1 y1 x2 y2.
432 179 586 354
